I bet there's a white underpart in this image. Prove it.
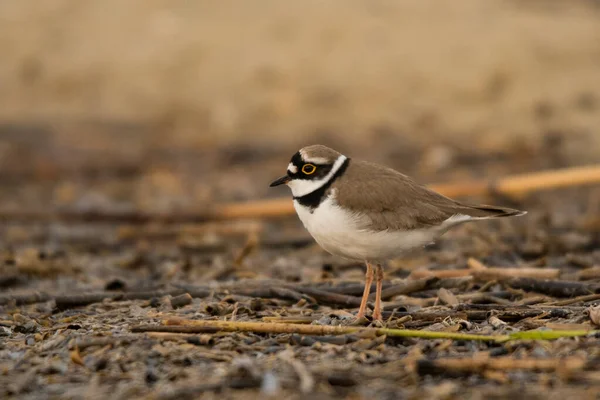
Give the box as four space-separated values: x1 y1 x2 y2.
294 191 476 262
287 163 297 174
287 155 347 198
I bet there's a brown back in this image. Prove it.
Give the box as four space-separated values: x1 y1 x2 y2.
333 160 523 231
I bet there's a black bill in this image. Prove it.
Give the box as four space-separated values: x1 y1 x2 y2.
269 175 291 187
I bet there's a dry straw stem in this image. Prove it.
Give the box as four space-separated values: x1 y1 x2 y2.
423 354 587 373
467 258 487 270
215 164 600 220
409 267 560 280
144 332 216 345
578 266 600 280
158 318 599 342
544 293 600 306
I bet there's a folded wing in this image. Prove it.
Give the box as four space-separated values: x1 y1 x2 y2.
335 161 525 232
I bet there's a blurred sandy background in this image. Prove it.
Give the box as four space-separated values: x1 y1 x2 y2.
0 0 599 210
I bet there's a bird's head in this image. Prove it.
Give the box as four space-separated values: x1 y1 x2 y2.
269 145 347 197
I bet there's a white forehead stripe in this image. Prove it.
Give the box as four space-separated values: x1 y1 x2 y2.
299 149 331 165
303 156 329 164
288 155 347 198
287 163 298 174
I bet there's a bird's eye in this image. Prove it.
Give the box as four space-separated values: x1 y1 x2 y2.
302 164 316 175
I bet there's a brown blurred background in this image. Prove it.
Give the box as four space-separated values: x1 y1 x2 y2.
1 0 599 212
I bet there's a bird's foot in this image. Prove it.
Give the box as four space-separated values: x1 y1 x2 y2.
370 319 386 328
350 315 370 326
350 316 387 328
372 310 383 323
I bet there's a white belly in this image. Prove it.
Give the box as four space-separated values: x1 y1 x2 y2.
293 197 447 262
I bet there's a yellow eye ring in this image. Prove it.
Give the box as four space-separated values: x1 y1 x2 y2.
302 164 316 175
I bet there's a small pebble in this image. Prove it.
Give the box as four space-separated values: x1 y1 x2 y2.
261 371 280 396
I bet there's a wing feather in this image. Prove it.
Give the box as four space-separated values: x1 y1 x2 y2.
334 161 523 231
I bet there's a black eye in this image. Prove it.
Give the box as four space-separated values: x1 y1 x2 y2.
302 164 316 175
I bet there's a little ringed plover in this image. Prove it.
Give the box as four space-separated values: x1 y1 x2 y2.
270 144 526 321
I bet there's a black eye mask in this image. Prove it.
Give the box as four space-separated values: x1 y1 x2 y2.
288 152 333 180
291 155 351 209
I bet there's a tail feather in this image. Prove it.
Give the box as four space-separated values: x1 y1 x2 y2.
465 204 527 219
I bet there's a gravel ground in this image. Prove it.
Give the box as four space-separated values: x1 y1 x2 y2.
0 127 599 399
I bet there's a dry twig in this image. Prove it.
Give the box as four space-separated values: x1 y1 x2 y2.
507 278 600 297
141 318 599 342
409 267 560 281
417 354 587 376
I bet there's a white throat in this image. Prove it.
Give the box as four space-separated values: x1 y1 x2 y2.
288 155 347 198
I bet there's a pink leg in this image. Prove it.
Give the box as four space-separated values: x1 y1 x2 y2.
372 264 384 321
356 262 374 319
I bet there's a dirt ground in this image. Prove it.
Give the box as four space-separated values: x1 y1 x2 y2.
1 1 600 399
